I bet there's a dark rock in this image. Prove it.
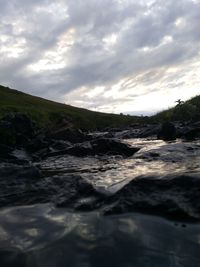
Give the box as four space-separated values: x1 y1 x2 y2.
90 138 140 156
0 145 29 163
26 134 49 153
41 138 140 158
47 127 89 143
0 162 101 209
50 140 72 151
138 125 160 138
42 142 92 158
56 175 103 209
0 163 41 179
2 113 36 137
62 142 93 157
157 122 176 141
0 113 36 147
0 144 13 158
184 127 200 140
100 174 200 221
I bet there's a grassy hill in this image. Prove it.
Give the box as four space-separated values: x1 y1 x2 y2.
1 85 199 129
152 95 200 122
0 85 139 130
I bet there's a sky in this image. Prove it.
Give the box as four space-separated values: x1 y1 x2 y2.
0 0 200 115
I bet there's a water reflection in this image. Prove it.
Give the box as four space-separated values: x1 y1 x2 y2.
0 204 200 266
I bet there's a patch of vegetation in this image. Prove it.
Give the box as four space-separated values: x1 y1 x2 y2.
0 85 139 130
152 95 200 122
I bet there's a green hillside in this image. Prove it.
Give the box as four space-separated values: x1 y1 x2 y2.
152 95 200 122
0 85 138 130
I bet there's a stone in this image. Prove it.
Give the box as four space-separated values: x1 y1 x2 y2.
157 122 176 141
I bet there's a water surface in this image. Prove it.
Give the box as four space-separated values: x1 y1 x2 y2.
0 204 200 267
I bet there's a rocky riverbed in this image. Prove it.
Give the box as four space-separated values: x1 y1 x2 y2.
0 113 200 266
1 137 200 221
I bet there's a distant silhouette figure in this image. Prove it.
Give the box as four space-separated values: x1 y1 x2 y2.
175 99 184 106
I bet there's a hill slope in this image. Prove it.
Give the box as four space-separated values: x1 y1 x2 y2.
0 85 138 130
152 95 200 122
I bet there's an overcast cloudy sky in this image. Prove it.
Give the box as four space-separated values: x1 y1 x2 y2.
0 0 200 115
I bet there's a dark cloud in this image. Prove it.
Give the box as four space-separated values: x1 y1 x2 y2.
0 0 199 113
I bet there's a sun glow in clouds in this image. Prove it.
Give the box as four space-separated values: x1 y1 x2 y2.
103 33 118 50
29 28 76 71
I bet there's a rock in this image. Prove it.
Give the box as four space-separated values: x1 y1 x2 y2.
56 175 103 209
90 138 140 156
157 122 176 141
50 140 72 151
0 163 41 207
0 113 36 147
100 174 200 221
42 142 92 158
42 138 140 158
48 127 89 143
0 163 41 179
0 120 17 147
63 142 93 157
0 145 29 163
0 162 101 209
26 134 49 153
0 144 13 158
184 127 200 140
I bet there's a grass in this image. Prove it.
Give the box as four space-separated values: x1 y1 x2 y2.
1 85 199 129
0 85 140 130
152 95 200 122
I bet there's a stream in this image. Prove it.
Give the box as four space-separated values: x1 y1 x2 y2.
0 138 200 266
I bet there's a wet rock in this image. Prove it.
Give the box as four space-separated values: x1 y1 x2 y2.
0 144 13 159
0 163 41 179
26 134 49 153
50 140 72 151
62 142 93 157
157 122 176 141
47 127 89 143
0 162 101 209
44 138 140 158
184 127 200 140
101 174 200 221
0 113 36 147
90 138 140 156
56 175 103 209
41 138 140 158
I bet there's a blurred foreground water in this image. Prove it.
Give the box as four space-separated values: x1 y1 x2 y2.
0 204 200 267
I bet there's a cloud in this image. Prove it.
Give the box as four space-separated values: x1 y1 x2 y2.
0 0 199 114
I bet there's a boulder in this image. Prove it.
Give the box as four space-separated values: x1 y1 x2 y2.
48 127 89 143
90 138 140 156
42 138 140 158
0 113 36 147
157 122 176 141
184 127 200 140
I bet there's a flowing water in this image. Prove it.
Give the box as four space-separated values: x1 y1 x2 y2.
0 204 200 267
39 138 200 194
0 138 200 266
